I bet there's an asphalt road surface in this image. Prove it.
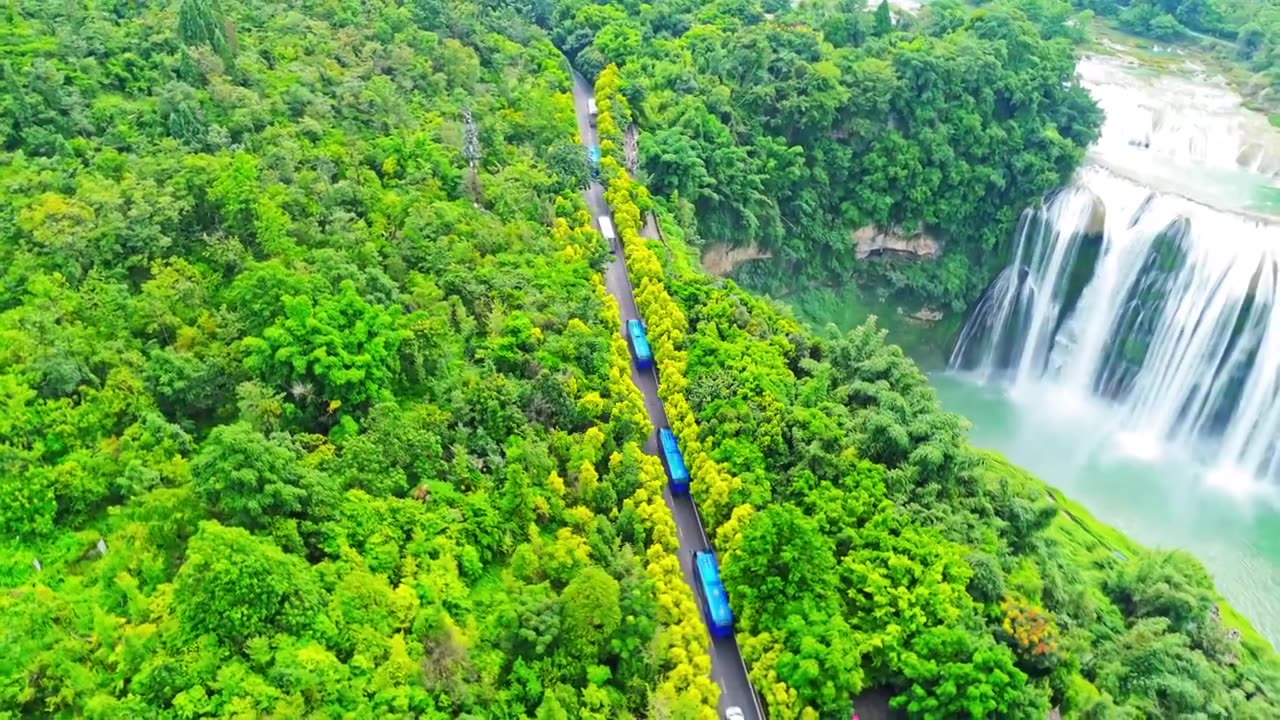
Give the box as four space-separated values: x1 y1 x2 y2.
569 69 766 720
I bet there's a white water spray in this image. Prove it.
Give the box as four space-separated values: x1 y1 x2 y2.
952 168 1280 485
1078 55 1280 180
950 53 1280 490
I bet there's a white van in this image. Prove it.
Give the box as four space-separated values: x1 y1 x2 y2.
597 215 617 253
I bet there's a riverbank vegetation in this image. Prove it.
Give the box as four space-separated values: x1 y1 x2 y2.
0 1 727 717
663 209 1280 719
591 69 1280 717
1064 0 1280 114
543 0 1103 315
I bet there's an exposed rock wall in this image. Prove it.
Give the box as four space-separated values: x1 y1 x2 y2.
853 225 943 260
1082 189 1106 236
701 242 772 276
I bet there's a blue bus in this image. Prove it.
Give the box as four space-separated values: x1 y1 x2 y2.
658 428 690 494
693 551 734 639
587 144 601 178
626 319 653 370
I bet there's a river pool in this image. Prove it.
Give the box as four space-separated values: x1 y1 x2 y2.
932 372 1280 646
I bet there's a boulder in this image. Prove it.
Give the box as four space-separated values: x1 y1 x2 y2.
1237 140 1280 177
1083 189 1107 236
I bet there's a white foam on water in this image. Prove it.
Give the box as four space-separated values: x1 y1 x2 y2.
952 173 1280 492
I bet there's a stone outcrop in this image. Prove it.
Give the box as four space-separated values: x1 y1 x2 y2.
701 242 772 276
853 225 942 261
909 307 944 323
1237 140 1280 177
893 306 944 325
1082 189 1106 236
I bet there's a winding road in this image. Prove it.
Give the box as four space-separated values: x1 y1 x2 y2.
569 70 767 720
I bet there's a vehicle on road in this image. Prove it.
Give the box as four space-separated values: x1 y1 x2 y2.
658 427 690 494
587 97 598 126
626 318 653 370
693 550 734 638
597 215 617 255
587 144 601 178
725 707 744 720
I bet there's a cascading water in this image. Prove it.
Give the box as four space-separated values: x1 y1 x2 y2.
1081 54 1280 174
951 53 1280 487
939 50 1280 647
952 166 1280 485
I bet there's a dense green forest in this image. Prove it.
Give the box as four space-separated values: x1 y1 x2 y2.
4 0 1280 718
595 52 1280 718
1072 0 1280 80
0 1 725 717
544 0 1103 313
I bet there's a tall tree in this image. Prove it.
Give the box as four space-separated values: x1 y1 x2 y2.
189 422 337 531
560 566 623 662
177 0 230 58
873 0 894 35
173 521 323 648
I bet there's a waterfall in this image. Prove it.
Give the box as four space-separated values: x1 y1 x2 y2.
952 167 1280 482
1079 55 1280 180
949 187 1101 381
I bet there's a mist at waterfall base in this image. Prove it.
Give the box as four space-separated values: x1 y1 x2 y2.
953 168 1280 486
931 374 1280 645
939 55 1280 645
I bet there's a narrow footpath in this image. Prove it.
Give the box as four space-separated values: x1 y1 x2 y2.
569 70 766 720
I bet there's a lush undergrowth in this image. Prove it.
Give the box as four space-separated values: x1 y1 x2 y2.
0 1 724 717
778 284 964 370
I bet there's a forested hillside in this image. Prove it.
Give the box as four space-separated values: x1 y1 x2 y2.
543 0 1103 313
1074 0 1272 55
0 1 720 717
594 61 1280 718
6 0 1280 718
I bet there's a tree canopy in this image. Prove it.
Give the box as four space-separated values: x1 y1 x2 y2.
661 226 1280 717
542 0 1103 312
590 71 1280 718
0 1 715 716
3 0 1278 718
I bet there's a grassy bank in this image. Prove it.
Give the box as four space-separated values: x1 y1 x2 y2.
979 451 1278 662
1047 486 1277 661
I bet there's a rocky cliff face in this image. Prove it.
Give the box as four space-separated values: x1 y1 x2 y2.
701 242 773 276
853 225 943 260
703 224 946 274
